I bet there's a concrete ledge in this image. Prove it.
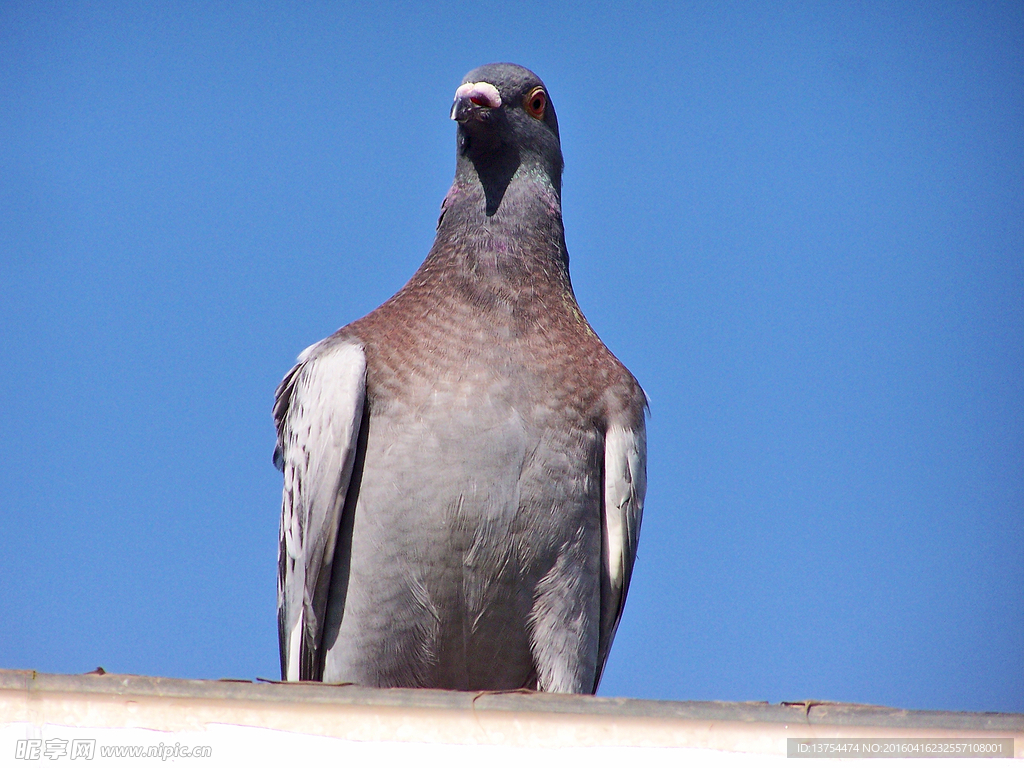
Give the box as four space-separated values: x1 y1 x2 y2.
1 669 1021 763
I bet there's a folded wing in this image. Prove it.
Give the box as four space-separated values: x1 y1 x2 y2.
596 417 647 692
274 338 367 681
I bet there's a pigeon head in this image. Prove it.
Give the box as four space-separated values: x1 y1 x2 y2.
450 63 564 215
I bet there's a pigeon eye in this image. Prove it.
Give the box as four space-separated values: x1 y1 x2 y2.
524 87 546 119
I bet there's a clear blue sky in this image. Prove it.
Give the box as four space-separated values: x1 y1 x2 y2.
1 2 1021 713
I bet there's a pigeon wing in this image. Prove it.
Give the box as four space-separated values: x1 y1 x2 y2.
274 338 367 681
595 416 647 692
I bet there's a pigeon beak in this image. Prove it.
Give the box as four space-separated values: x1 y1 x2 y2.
450 81 502 122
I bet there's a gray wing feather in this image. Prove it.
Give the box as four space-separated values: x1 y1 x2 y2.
595 417 647 692
274 338 366 681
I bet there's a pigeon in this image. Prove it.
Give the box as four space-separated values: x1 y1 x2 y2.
274 63 646 694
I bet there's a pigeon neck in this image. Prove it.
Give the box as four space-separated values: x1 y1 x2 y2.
430 164 571 285
453 142 562 214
